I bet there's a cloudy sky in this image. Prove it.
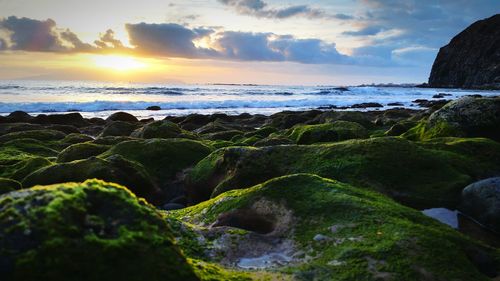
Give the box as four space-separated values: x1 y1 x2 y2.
0 0 498 85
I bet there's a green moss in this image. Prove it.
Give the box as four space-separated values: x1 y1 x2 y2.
60 133 94 146
132 120 197 139
100 139 213 189
203 130 243 141
2 138 59 157
187 137 500 207
288 121 368 144
403 120 464 141
0 179 199 281
22 155 161 204
100 121 139 137
243 126 277 139
57 142 110 162
174 174 500 280
0 177 21 195
0 129 66 143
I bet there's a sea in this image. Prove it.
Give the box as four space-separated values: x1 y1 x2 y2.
0 80 499 119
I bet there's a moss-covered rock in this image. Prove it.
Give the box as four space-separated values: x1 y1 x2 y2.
0 178 21 195
132 120 196 139
22 155 161 204
0 130 66 143
100 139 212 199
0 179 199 281
405 97 500 141
0 123 42 136
203 130 243 141
60 133 94 146
288 121 368 144
254 136 293 147
460 177 500 233
106 111 139 122
57 142 110 162
100 121 139 137
186 137 500 207
173 174 500 280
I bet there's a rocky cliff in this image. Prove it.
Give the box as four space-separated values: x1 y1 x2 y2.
428 14 500 89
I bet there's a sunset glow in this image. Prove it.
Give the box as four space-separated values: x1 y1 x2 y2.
91 55 148 72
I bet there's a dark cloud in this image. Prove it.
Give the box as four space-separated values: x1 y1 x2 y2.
0 16 124 53
60 29 95 51
126 23 350 64
218 0 352 20
94 29 124 49
0 16 66 52
125 22 217 58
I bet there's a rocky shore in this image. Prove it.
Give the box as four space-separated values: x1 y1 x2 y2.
1 96 500 280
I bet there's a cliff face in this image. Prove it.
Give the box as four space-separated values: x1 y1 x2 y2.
428 14 500 89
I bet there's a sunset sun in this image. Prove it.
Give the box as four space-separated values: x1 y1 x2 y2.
91 55 147 71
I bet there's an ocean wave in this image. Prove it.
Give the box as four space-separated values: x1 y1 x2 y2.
0 99 362 113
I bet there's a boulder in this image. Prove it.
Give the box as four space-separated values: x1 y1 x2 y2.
100 121 139 137
22 155 161 204
106 112 139 123
288 121 368 144
460 177 500 232
57 142 110 162
0 179 199 281
407 97 500 141
0 178 21 195
131 120 196 139
186 137 500 207
428 14 500 89
174 174 500 280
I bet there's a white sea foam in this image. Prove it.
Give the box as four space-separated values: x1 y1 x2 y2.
0 80 498 118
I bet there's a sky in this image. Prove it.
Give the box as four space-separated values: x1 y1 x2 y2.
0 0 498 85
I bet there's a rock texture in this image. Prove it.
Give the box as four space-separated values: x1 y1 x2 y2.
428 14 500 89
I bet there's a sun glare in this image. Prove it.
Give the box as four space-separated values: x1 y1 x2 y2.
91 55 147 71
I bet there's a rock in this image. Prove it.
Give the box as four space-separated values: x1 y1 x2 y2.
3 111 33 123
385 121 417 136
22 155 162 205
131 120 196 139
100 139 212 200
44 124 80 134
186 137 500 207
266 110 322 129
147 105 162 111
288 121 368 144
0 123 43 135
460 177 500 233
0 177 21 195
60 133 94 146
254 136 293 146
350 102 383 108
387 102 404 106
100 121 139 137
0 179 199 281
57 142 110 162
408 97 500 141
32 113 90 127
174 174 500 279
412 99 450 109
428 14 500 89
0 129 67 143
106 111 139 123
433 93 452 99
163 203 185 210
314 111 375 129
202 130 243 141
89 117 106 125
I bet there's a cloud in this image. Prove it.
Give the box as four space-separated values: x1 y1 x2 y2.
218 0 352 20
0 16 126 53
0 16 66 52
343 26 384 36
344 0 500 66
94 29 124 49
125 22 216 58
